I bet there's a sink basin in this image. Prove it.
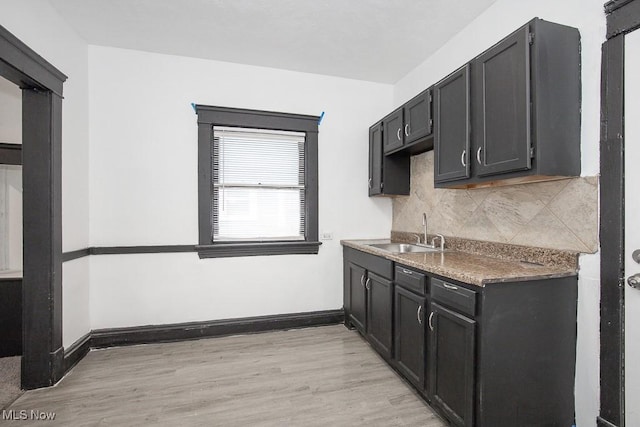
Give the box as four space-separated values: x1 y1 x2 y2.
368 243 442 253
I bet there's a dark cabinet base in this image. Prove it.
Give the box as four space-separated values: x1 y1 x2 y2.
0 278 22 357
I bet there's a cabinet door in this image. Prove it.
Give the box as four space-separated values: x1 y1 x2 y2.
383 108 404 154
347 262 367 334
366 272 394 359
368 122 383 196
473 25 532 177
404 88 432 145
394 285 427 390
429 302 475 427
434 65 471 183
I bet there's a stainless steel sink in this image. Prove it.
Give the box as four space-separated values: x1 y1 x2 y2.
368 243 442 253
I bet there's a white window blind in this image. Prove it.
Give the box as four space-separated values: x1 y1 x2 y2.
212 126 306 241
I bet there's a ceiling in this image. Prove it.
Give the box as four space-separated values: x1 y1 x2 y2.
49 0 498 84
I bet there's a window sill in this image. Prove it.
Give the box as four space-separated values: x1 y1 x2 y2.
196 241 322 259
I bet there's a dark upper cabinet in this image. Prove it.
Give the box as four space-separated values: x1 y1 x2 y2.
368 122 383 196
369 121 409 196
404 88 433 146
366 272 394 359
383 108 404 154
434 65 471 183
435 18 580 188
473 24 532 177
394 284 427 391
429 302 476 427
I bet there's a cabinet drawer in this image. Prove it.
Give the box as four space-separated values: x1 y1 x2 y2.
395 265 427 295
344 247 393 279
431 278 476 317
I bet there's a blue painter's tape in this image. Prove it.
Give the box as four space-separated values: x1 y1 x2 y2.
191 103 197 113
318 111 325 125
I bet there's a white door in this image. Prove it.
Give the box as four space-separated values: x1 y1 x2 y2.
625 29 640 426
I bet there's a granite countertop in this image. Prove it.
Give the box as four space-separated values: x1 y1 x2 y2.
341 239 578 287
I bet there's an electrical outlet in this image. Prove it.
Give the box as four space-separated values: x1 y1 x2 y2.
321 232 333 240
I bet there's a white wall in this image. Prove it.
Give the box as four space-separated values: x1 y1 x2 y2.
0 76 21 144
88 46 393 328
0 77 22 272
0 0 91 348
392 1 604 425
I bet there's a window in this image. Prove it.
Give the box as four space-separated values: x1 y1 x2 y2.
195 106 320 258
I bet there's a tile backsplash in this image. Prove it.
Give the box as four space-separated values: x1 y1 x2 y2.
392 151 598 253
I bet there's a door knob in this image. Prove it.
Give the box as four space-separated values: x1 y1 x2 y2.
628 273 640 289
633 249 640 264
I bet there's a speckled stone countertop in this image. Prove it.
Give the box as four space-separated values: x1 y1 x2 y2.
341 238 578 287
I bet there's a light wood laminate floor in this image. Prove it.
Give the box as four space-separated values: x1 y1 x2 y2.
5 325 446 426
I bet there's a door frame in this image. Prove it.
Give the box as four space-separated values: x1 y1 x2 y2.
0 24 66 389
600 1 640 426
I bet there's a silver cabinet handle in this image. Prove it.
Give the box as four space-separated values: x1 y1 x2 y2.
476 147 482 165
443 283 458 290
368 178 372 189
417 305 423 325
404 124 410 136
629 273 640 289
428 312 434 331
365 277 371 290
396 127 402 141
461 150 466 167
401 268 413 275
360 274 365 287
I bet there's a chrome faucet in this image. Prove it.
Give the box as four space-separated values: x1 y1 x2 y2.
431 234 446 251
422 213 428 246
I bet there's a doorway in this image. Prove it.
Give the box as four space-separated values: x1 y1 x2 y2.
0 75 22 407
0 24 66 390
600 1 640 426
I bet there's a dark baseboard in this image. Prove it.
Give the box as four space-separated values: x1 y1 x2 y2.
91 309 344 348
92 245 196 255
63 333 91 373
62 248 91 262
62 310 344 375
597 416 620 427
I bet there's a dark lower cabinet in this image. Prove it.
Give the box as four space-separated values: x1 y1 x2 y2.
343 247 394 360
366 272 393 359
394 285 427 390
346 262 367 334
429 302 476 427
343 247 578 426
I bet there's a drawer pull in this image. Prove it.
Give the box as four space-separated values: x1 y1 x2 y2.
417 305 423 325
401 269 413 275
443 283 458 290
